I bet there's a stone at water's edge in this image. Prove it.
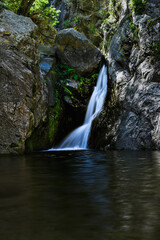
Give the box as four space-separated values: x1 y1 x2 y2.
0 8 48 154
89 0 160 150
54 28 104 76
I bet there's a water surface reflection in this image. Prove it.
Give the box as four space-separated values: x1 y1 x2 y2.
0 150 160 240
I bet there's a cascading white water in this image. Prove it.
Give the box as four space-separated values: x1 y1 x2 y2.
50 65 107 151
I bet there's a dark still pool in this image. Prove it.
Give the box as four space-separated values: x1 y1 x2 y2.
0 150 160 240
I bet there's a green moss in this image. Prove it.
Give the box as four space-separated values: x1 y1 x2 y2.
19 138 23 144
129 20 139 40
151 40 160 58
89 23 96 34
53 64 78 93
62 19 75 29
0 1 12 10
53 63 97 101
28 139 34 152
48 91 62 144
104 39 112 50
129 0 146 15
100 0 122 51
58 35 87 51
25 91 63 152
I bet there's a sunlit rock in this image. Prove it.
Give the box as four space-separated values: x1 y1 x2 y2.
54 28 104 75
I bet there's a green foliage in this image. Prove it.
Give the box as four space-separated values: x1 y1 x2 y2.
3 0 20 11
62 19 74 29
98 8 109 18
30 0 60 26
53 64 98 99
151 40 160 58
129 0 146 15
62 15 82 29
100 0 121 51
28 139 34 152
4 0 60 26
102 0 120 26
147 18 158 29
104 39 112 50
73 15 80 24
99 0 121 26
0 2 9 10
89 23 96 34
49 91 62 144
129 20 139 40
78 73 98 97
53 64 79 93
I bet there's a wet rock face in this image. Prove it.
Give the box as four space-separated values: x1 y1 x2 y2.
0 9 47 154
55 28 104 75
89 1 160 150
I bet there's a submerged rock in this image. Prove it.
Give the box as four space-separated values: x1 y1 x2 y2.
54 28 104 75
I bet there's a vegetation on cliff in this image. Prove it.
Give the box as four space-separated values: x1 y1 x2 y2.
3 0 60 25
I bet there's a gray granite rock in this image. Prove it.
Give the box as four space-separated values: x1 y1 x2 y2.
0 8 48 154
54 28 104 75
89 0 160 150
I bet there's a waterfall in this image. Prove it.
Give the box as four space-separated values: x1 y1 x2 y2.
50 65 107 151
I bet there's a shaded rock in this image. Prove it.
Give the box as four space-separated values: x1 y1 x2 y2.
54 28 104 76
39 45 56 75
0 8 48 154
64 79 85 109
89 0 160 150
66 79 79 90
45 70 56 107
38 45 57 107
0 44 47 154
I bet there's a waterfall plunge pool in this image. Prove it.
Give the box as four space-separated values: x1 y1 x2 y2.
0 150 160 240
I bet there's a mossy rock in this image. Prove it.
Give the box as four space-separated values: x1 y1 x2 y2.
37 21 57 46
25 100 63 152
55 28 104 76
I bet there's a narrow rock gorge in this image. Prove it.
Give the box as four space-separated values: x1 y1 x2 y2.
0 0 159 153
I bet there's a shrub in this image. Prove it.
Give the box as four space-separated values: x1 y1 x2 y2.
62 19 74 29
4 0 60 26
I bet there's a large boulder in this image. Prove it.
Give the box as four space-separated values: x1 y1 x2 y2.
0 8 47 154
0 8 39 61
54 28 104 75
89 0 160 150
52 0 107 47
